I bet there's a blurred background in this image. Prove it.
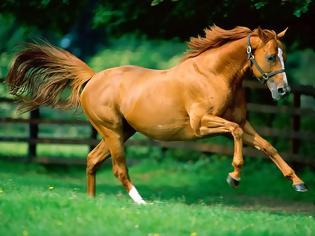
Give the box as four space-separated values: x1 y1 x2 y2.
0 1 315 235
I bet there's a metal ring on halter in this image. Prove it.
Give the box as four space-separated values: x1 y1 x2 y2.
262 73 269 81
246 46 252 54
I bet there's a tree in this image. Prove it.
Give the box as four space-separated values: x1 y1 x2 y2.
0 0 314 57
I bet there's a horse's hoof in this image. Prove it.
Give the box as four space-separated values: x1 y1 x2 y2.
226 174 240 188
293 183 308 192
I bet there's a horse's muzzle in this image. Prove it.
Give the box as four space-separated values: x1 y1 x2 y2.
267 81 291 100
271 86 291 100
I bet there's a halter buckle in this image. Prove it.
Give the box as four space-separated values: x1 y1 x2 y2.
247 45 252 54
246 46 252 59
262 73 269 81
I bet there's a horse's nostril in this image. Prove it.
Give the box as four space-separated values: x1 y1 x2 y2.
278 87 285 94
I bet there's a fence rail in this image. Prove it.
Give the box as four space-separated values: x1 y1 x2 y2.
1 79 315 167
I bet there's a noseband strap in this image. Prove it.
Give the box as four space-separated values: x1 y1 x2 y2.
247 34 285 84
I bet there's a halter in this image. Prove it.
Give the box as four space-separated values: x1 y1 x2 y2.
246 34 286 84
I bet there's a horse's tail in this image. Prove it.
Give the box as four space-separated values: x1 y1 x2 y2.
6 43 95 112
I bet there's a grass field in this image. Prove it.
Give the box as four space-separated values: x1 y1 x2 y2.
1 156 315 236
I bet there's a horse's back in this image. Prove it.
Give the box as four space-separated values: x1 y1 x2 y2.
81 65 172 107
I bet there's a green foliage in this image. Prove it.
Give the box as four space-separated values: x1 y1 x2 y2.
2 0 315 50
250 0 313 17
0 15 34 79
92 5 123 29
0 158 315 235
89 35 185 71
0 14 41 99
0 0 86 33
253 1 267 10
151 0 164 7
292 0 313 17
150 0 179 6
287 48 315 87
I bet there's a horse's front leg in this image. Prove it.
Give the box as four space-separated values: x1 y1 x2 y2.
242 121 308 192
198 114 244 187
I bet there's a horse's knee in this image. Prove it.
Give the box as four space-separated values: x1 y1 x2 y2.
230 123 243 139
87 150 110 175
86 153 103 175
86 140 110 174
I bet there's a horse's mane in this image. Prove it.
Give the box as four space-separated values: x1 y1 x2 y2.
183 25 277 60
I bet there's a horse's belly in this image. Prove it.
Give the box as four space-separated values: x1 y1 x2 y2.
120 83 195 140
124 113 195 141
133 123 196 141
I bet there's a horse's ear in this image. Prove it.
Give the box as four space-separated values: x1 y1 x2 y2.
257 26 269 43
277 27 288 38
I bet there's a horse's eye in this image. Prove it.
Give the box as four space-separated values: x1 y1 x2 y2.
266 55 276 63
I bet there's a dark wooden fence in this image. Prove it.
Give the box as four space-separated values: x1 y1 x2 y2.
1 79 315 167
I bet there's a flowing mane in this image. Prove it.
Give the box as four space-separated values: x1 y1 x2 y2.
183 25 277 60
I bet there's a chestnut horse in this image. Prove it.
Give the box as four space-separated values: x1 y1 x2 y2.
7 26 308 204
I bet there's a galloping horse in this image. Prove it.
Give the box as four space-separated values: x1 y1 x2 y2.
7 26 308 204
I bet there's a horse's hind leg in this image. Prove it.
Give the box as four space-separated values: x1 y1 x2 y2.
104 128 146 204
87 140 110 197
87 129 136 197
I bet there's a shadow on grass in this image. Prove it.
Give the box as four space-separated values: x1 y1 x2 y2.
94 181 315 215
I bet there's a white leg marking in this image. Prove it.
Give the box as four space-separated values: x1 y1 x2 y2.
128 185 146 204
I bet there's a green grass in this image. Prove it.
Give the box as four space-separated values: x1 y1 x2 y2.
0 142 89 159
0 157 315 236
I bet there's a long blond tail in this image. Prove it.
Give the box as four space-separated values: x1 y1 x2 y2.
6 43 95 112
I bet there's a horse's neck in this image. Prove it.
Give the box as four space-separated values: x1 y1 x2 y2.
193 38 250 88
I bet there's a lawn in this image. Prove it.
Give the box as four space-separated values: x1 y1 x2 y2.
0 156 315 236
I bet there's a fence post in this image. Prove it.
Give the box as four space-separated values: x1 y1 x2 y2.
89 126 98 151
291 92 301 154
28 108 39 162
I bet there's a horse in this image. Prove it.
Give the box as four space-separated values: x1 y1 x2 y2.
6 25 308 204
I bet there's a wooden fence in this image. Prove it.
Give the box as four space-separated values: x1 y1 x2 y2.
1 79 315 167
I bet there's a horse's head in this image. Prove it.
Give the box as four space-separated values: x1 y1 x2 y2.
247 27 290 100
